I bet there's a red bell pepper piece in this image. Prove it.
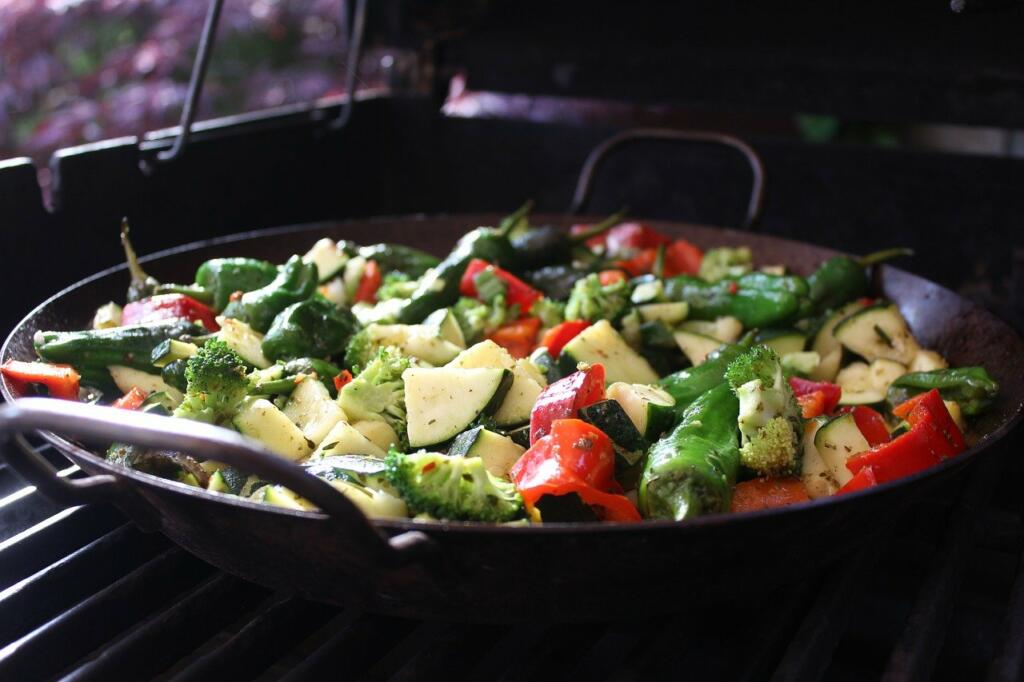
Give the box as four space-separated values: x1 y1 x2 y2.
112 386 148 410
797 391 828 419
662 239 704 276
902 389 966 455
842 405 891 447
539 320 591 358
460 259 543 312
616 248 658 277
488 317 542 359
333 369 354 392
529 364 605 443
354 260 381 303
122 294 220 331
730 477 810 513
510 418 642 522
1 360 80 400
598 269 627 286
604 222 672 254
836 466 878 495
789 377 842 417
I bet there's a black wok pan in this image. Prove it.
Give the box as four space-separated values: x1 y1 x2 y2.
1 214 1022 623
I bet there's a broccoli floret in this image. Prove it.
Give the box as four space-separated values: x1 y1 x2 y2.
344 327 375 373
530 297 565 328
376 272 418 301
726 345 803 476
385 450 525 522
452 296 490 343
699 247 753 282
338 347 410 444
565 273 630 323
173 338 252 424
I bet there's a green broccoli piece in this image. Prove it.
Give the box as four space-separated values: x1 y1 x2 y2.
452 296 490 343
344 327 375 373
376 272 418 301
725 345 803 476
530 297 566 328
699 246 753 282
173 338 252 424
338 347 410 444
565 273 630 323
385 450 525 522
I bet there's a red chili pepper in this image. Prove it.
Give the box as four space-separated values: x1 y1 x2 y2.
730 477 809 513
663 239 704 276
598 269 627 286
510 418 641 523
838 405 890 447
488 317 542 359
460 259 542 312
529 364 605 443
1 360 80 400
122 294 220 331
333 370 354 392
112 386 148 410
836 466 878 495
789 377 842 416
539 320 591 358
354 260 381 303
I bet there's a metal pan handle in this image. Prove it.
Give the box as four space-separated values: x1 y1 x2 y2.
570 127 766 229
0 398 434 567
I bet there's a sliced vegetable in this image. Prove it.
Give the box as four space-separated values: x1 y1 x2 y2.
833 302 920 364
789 377 842 418
112 386 148 410
488 317 541 359
887 367 999 416
814 413 871 487
353 260 382 303
460 258 543 312
1 360 80 400
448 426 526 479
404 366 512 447
529 364 605 443
560 320 658 384
122 294 220 332
539 320 591 358
605 382 676 440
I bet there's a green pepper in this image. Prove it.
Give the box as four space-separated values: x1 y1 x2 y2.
192 258 279 312
357 244 439 279
658 343 748 417
261 297 359 362
220 255 318 333
806 248 913 315
662 272 810 328
887 367 999 416
283 357 344 396
510 210 625 271
161 358 189 392
638 383 741 520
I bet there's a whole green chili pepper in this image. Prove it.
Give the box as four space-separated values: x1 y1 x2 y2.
510 210 626 270
261 297 359 362
887 367 999 416
638 383 741 520
357 244 440 279
161 358 189 392
220 255 318 333
663 272 809 329
283 357 344 396
806 247 913 315
193 258 279 312
658 342 749 417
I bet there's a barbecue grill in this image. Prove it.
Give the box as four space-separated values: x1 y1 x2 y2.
2 1 1024 679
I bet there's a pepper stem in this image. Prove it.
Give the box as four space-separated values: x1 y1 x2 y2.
496 200 535 237
652 243 667 279
568 207 628 244
857 247 914 268
120 218 150 285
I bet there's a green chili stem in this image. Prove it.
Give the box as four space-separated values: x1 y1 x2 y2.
568 208 628 244
653 243 667 279
857 247 914 267
120 218 150 284
496 200 535 237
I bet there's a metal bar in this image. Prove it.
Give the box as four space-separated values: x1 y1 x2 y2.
881 455 1002 682
0 547 212 680
330 0 368 131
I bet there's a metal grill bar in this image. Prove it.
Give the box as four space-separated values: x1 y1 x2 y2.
278 612 417 681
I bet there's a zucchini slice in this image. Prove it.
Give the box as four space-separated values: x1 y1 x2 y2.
448 426 526 479
448 341 544 427
640 320 678 349
813 413 871 486
809 301 867 382
834 302 920 364
910 349 948 373
836 359 907 405
781 351 821 377
403 367 512 447
579 400 646 452
800 417 837 499
673 329 722 367
423 308 467 348
108 365 184 405
283 378 346 446
505 424 532 449
560 320 659 384
234 398 314 461
304 238 350 282
756 329 806 356
367 324 463 366
637 302 689 325
678 316 742 343
352 420 400 451
216 317 271 369
314 420 388 459
605 382 676 440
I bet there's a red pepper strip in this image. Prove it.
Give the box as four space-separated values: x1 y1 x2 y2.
902 389 966 456
1 360 80 400
112 386 148 410
333 369 354 392
789 377 842 416
841 405 891 447
604 222 672 254
511 418 641 522
797 391 828 419
488 317 542 359
570 223 611 249
529 364 606 443
836 466 878 495
354 260 381 303
598 269 627 286
616 248 658 277
460 258 543 312
122 294 220 332
539 320 591 358
730 477 810 513
663 239 704 276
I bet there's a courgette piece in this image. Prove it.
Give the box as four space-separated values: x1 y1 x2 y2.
367 324 463 366
579 400 646 452
282 378 346 446
403 367 513 447
216 317 271 369
833 302 920 364
108 365 184 405
673 329 722 367
448 426 526 479
505 425 532 449
304 238 350 282
140 391 178 415
447 341 544 427
910 349 948 372
528 347 563 384
637 302 689 325
800 417 837 499
756 329 806 356
559 320 658 384
605 382 676 440
813 413 871 486
207 470 230 493
678 316 743 343
233 398 314 461
809 301 865 382
640 320 678 349
261 485 316 511
304 454 393 492
352 420 400 452
836 359 907 405
423 308 467 348
314 421 388 458
781 351 821 377
150 339 198 368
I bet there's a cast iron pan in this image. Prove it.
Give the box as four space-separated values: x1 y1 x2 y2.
1 214 1022 623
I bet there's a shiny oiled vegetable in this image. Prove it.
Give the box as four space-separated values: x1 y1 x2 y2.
662 272 810 328
638 383 741 520
220 255 318 333
805 248 913 315
194 258 279 312
261 297 359 362
657 343 748 418
887 367 999 416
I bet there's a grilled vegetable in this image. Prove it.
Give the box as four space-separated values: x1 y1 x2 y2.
886 367 999 416
663 272 810 328
194 257 279 311
806 248 912 315
261 297 359 362
221 255 318 333
657 342 748 418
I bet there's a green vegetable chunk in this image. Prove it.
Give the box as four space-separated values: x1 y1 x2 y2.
385 450 525 522
698 246 753 282
221 255 318 333
173 338 253 424
338 347 411 446
639 383 740 520
663 272 809 328
565 273 630 323
887 367 999 416
195 257 279 312
261 297 359 362
658 342 748 418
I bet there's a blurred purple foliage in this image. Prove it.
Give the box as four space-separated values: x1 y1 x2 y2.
0 0 348 165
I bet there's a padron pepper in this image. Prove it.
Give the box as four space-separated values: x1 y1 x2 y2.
357 243 439 279
887 367 999 416
261 297 359 362
639 382 741 520
192 258 279 312
221 255 318 333
658 341 750 418
806 247 913 315
662 272 811 328
510 209 625 270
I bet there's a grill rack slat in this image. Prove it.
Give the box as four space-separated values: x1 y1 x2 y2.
0 438 1020 680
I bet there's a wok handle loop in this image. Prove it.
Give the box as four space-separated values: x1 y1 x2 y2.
570 127 766 230
4 433 121 507
0 398 434 566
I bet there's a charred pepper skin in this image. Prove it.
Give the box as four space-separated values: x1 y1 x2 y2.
887 367 1000 416
662 273 810 328
220 255 318 333
639 383 741 521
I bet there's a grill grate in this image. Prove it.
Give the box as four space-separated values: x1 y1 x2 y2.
0 438 1022 681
